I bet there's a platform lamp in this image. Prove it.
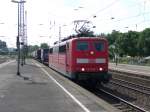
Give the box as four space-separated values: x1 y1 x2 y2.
11 0 26 76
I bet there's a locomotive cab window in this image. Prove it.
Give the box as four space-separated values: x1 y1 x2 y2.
49 48 53 54
76 41 88 51
59 45 66 53
94 42 104 51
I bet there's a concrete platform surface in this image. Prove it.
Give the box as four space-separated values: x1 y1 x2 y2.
0 59 120 112
109 63 150 77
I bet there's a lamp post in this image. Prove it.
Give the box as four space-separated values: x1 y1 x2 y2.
11 0 26 76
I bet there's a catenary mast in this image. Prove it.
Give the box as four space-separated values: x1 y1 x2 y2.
19 0 27 65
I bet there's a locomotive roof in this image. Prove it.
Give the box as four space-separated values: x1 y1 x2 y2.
70 37 107 41
53 36 107 45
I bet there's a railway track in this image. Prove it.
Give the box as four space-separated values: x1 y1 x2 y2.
109 70 150 87
73 68 150 112
104 69 150 111
105 81 150 110
77 80 148 112
111 78 150 93
41 61 150 111
95 87 149 112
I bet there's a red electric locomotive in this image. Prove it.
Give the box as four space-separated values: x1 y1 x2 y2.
49 37 111 83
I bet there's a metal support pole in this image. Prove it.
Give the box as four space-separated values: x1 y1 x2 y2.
59 26 61 42
12 0 26 75
20 1 23 66
17 3 20 75
23 11 27 65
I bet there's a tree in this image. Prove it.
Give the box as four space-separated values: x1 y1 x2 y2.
0 40 7 49
138 28 150 56
0 40 8 55
119 31 139 57
28 45 39 53
106 30 121 45
106 30 141 57
106 30 123 56
40 43 49 49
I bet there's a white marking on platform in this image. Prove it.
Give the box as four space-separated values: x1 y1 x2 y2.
34 62 90 112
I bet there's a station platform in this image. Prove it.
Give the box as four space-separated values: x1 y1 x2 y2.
0 59 120 112
109 63 150 77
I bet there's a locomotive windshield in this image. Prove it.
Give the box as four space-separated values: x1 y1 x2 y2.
77 41 89 51
94 41 104 51
76 40 105 51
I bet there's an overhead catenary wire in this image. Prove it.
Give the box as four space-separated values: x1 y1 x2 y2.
83 0 150 32
99 19 150 33
84 0 120 20
49 0 150 35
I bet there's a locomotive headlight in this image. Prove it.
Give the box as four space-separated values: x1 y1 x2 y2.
90 51 94 55
81 68 85 71
99 67 103 71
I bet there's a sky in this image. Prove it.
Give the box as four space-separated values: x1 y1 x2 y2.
1 0 150 48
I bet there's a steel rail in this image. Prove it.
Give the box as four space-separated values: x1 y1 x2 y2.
109 81 150 95
99 88 149 112
112 77 150 92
